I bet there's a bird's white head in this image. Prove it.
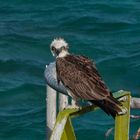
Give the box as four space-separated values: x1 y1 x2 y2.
50 38 69 58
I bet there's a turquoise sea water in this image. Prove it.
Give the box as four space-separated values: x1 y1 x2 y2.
0 0 140 140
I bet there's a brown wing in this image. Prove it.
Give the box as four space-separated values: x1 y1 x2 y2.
56 54 111 100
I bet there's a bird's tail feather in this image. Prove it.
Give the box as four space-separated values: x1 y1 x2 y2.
90 96 124 119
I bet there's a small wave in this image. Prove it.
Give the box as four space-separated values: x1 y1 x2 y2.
0 106 45 117
0 59 44 70
0 82 45 94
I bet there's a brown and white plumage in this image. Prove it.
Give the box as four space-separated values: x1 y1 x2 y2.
50 38 127 118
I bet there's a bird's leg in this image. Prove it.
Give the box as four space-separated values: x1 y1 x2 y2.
72 99 81 109
65 99 81 110
118 96 128 102
118 107 128 115
117 96 128 115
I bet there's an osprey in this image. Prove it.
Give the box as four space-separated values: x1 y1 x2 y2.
50 38 127 118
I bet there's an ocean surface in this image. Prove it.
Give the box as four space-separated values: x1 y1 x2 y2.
0 0 140 140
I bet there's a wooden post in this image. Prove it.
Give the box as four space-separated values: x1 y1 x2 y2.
46 85 69 140
46 85 57 139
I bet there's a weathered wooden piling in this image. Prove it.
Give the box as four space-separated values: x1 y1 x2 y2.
46 86 57 139
46 85 69 139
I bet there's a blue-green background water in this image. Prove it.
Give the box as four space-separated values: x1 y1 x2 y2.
0 0 140 140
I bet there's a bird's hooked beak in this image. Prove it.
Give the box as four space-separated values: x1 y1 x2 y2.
51 47 62 57
55 49 60 56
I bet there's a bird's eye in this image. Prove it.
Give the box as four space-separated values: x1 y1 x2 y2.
51 46 55 51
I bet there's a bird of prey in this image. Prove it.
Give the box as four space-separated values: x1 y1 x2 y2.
50 38 127 118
